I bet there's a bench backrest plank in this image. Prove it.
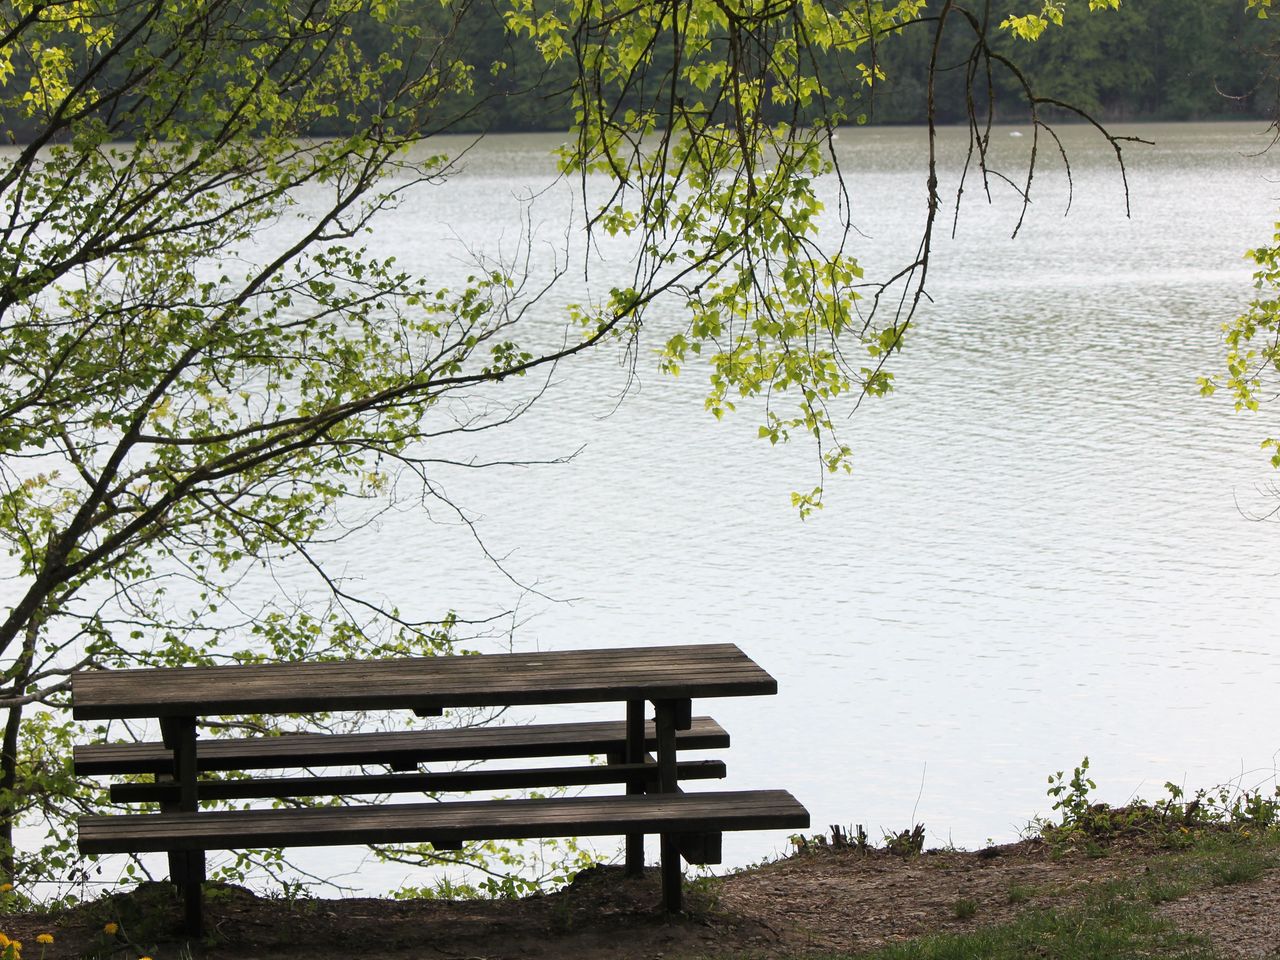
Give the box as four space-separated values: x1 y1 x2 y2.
108 758 729 803
74 716 729 775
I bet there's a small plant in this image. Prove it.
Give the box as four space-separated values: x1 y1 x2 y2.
830 824 872 852
884 824 926 857
952 897 978 920
792 823 872 854
683 872 724 913
1047 756 1097 829
793 822 922 856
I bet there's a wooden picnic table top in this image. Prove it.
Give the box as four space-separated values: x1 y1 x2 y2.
71 643 777 721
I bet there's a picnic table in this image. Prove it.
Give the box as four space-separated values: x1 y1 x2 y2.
72 642 809 934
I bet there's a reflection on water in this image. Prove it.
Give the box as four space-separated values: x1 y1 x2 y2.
37 122 1280 894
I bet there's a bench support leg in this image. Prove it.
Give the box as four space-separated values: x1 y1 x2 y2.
182 850 205 936
155 773 182 884
161 716 205 936
624 699 645 876
653 699 688 912
660 834 681 912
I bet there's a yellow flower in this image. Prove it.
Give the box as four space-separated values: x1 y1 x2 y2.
34 935 51 945
0 884 11 893
140 956 153 960
0 933 10 947
103 922 118 936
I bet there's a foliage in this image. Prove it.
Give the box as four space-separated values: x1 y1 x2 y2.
0 0 607 898
1046 756 1098 828
1038 757 1280 851
0 0 1130 900
1203 219 1280 466
388 834 598 900
1002 0 1121 44
793 821 925 857
1204 1 1280 539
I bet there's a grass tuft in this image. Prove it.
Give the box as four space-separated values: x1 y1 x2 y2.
1005 883 1032 905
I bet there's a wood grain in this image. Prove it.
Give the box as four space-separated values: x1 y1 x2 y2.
108 759 729 803
78 789 810 853
71 644 776 720
74 716 730 775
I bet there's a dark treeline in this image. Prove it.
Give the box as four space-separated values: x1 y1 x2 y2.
2 0 1274 143
424 0 1278 131
865 0 1275 124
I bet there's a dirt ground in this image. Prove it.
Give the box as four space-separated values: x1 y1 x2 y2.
6 839 1279 960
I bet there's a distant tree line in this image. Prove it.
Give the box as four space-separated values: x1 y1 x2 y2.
386 0 1280 132
1 0 1273 144
866 0 1276 125
396 0 1280 131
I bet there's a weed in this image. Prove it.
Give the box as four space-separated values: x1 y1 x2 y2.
951 898 977 921
683 873 724 914
794 823 925 857
1047 756 1097 827
1040 759 1280 853
884 825 925 857
794 824 873 854
833 824 872 852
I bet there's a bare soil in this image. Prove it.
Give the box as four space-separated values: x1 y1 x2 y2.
6 839 1279 959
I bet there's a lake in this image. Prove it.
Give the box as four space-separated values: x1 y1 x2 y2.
27 120 1280 896
290 119 1280 892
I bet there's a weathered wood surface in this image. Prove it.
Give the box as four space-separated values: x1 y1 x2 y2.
71 644 775 720
108 758 729 803
74 716 730 775
78 789 809 854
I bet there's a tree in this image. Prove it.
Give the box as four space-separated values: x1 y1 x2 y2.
0 0 1127 897
1203 0 1280 475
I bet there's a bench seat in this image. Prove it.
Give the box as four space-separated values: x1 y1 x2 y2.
78 789 809 861
74 716 729 776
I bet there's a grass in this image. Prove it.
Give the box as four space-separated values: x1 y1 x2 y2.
825 895 1219 960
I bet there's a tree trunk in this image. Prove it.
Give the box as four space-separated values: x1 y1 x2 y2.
0 611 41 881
0 701 21 881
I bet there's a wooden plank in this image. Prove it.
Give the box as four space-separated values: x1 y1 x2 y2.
71 644 777 720
78 789 810 854
109 759 729 803
675 831 722 865
75 717 730 776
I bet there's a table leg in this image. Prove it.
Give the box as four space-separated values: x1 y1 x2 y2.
160 716 204 936
624 699 645 875
652 697 690 912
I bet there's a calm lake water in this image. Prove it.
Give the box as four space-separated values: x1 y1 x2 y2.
285 120 1280 893
26 121 1280 896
